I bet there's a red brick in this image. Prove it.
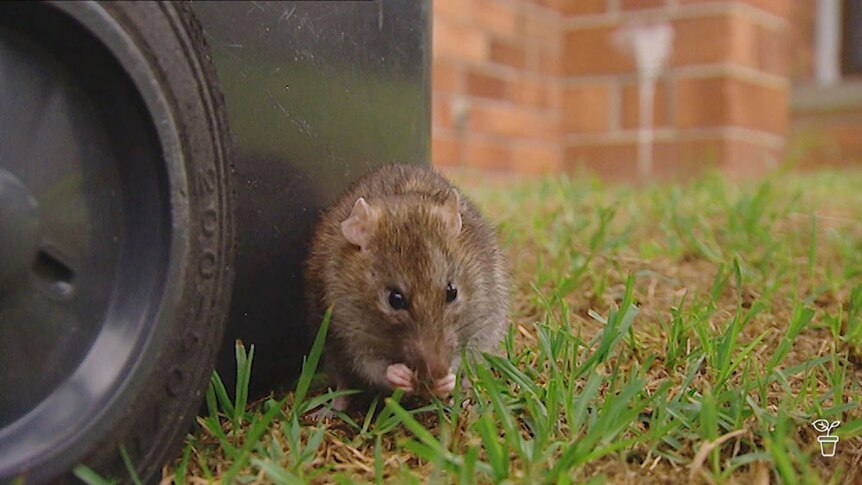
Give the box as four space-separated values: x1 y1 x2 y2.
621 79 670 129
675 76 788 134
561 84 612 133
671 11 789 76
433 0 470 22
433 19 488 62
745 0 791 18
432 135 461 168
679 0 791 19
533 0 606 16
524 14 560 45
469 103 557 139
788 0 816 80
750 20 790 77
791 122 862 168
508 76 553 109
671 13 735 66
511 143 562 174
674 77 731 128
432 96 452 131
433 61 461 93
463 138 512 170
653 138 723 176
563 25 634 75
722 137 781 178
727 12 789 77
489 39 527 69
466 70 508 100
564 142 639 179
563 134 781 181
674 77 726 129
564 138 721 181
622 0 666 10
471 0 523 36
537 49 562 75
827 124 862 151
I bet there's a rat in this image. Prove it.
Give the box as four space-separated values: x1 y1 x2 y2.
304 164 509 414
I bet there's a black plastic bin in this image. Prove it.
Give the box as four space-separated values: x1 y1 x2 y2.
0 1 429 482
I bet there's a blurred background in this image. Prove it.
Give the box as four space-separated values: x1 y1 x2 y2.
430 0 862 181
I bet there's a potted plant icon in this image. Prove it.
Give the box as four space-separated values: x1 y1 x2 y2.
811 419 840 457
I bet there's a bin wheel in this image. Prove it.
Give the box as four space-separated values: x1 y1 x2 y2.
0 1 234 482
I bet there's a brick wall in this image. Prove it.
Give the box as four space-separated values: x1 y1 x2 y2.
432 0 793 180
787 1 862 169
788 0 816 82
433 0 564 174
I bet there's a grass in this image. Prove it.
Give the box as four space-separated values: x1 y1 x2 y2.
88 169 862 484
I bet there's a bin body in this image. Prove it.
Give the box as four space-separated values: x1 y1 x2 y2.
192 0 431 392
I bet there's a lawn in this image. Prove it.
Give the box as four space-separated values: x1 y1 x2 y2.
153 169 861 484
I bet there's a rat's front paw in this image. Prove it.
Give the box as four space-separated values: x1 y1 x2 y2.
432 372 457 398
386 363 416 393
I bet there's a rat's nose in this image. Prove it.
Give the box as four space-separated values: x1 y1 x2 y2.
422 357 450 382
408 340 451 382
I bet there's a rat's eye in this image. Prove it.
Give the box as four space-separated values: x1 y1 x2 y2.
388 290 408 310
445 283 458 303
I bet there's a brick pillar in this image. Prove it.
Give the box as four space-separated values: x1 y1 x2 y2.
432 0 791 179
431 0 564 175
561 0 792 180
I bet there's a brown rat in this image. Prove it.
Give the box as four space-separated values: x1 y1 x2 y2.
304 164 509 413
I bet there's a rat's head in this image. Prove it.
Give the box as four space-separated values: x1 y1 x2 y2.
340 188 469 386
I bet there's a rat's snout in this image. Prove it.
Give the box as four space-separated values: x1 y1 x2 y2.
406 338 452 383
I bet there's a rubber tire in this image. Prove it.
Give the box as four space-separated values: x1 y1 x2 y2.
76 2 235 482
8 2 234 483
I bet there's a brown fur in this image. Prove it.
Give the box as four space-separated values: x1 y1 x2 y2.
304 164 509 395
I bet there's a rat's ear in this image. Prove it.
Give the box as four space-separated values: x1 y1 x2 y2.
341 197 379 249
440 188 462 237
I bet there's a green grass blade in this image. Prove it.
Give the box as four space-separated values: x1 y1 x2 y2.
474 411 508 481
374 434 384 485
294 307 332 416
118 445 142 485
251 458 305 485
209 371 234 417
174 440 193 485
222 396 286 482
233 341 254 429
72 465 115 485
384 398 445 455
768 303 814 373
